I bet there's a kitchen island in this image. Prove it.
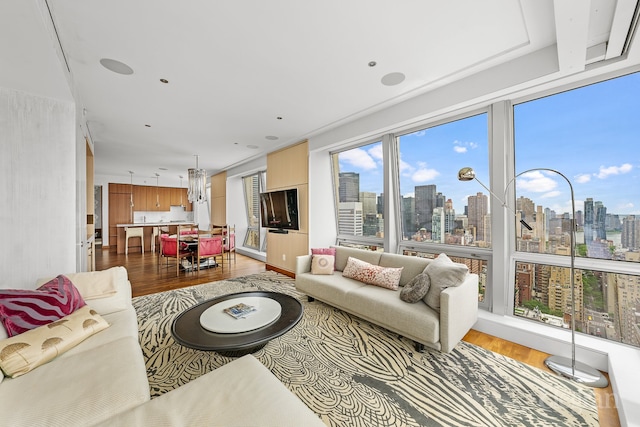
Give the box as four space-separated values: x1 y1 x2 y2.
116 222 196 254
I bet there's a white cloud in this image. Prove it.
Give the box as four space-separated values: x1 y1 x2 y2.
540 190 561 199
516 170 557 193
340 148 377 170
596 163 632 179
574 174 591 184
412 166 440 183
368 144 383 161
453 140 478 154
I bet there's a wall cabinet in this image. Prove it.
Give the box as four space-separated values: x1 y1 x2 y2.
146 186 170 211
170 187 191 211
132 185 147 211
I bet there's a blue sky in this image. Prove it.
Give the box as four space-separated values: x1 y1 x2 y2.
339 71 639 217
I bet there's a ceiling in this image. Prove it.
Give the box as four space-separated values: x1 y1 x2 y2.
40 0 634 184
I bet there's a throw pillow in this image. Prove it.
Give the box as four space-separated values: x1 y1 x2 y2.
0 305 109 378
0 275 86 337
311 248 337 270
36 266 125 300
423 253 469 312
399 272 431 303
342 257 404 290
311 255 335 275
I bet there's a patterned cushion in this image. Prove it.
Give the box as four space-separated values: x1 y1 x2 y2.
311 255 334 275
400 272 431 303
0 275 86 337
311 248 336 270
423 254 469 312
342 257 403 290
0 305 109 378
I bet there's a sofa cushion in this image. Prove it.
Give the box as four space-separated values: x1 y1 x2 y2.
423 253 469 312
0 336 150 427
53 267 124 300
0 275 86 337
36 267 131 316
400 272 431 303
342 257 403 290
311 255 334 275
0 305 109 378
311 247 336 269
334 246 382 271
379 252 430 286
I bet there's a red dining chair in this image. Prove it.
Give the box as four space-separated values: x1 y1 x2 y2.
196 235 224 272
159 235 193 276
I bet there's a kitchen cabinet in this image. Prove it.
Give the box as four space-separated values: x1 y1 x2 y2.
170 187 192 211
146 186 170 211
132 185 147 211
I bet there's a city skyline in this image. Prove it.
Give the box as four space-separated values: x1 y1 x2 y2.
337 72 639 218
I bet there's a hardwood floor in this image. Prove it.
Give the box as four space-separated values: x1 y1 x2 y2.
96 247 620 427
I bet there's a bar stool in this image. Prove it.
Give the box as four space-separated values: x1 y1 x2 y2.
125 227 144 255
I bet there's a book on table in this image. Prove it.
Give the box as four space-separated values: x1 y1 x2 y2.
223 302 256 319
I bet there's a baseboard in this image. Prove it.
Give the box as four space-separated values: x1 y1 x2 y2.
265 264 295 278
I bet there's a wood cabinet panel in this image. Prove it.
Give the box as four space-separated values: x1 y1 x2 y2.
267 141 308 190
109 183 131 194
132 185 147 211
266 231 308 273
145 187 170 211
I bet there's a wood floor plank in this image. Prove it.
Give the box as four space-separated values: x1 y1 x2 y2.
95 247 620 427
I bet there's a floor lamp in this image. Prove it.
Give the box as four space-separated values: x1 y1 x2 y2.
458 167 608 388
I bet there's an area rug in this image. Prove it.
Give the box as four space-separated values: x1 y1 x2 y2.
133 272 599 427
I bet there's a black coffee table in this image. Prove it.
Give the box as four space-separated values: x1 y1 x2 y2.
171 291 303 356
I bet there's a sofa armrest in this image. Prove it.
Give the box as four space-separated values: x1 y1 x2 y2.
296 255 312 275
439 273 479 353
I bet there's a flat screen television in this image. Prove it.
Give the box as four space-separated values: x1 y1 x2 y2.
259 188 299 230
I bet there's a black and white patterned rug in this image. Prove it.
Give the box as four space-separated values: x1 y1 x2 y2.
133 272 599 427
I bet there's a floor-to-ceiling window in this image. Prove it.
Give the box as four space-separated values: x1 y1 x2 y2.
513 71 640 348
242 171 266 251
396 113 490 304
331 140 385 250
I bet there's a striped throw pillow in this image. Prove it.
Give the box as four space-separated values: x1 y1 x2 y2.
0 275 86 337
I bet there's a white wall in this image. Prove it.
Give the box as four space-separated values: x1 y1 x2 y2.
0 88 76 288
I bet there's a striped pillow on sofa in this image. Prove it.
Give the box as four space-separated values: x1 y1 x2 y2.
0 275 86 337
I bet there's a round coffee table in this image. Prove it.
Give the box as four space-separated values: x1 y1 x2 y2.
171 291 303 356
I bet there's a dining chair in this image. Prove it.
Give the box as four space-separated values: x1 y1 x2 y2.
124 226 144 255
159 235 193 277
195 235 224 272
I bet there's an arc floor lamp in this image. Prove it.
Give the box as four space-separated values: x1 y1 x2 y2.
458 167 608 388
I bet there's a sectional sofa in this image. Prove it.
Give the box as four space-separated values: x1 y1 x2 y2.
295 246 479 353
0 267 324 426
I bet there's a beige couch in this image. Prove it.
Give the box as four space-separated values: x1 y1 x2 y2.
0 267 324 427
295 246 479 353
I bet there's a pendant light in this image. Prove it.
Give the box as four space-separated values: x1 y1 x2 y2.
179 175 185 208
155 173 160 208
129 171 134 208
188 155 207 203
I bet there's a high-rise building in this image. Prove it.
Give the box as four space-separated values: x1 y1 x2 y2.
622 215 639 249
468 192 489 243
415 184 436 232
359 191 377 219
402 196 416 239
584 198 594 243
338 202 363 235
338 172 359 202
595 201 607 240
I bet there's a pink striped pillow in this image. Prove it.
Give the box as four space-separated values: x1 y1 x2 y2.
0 275 86 337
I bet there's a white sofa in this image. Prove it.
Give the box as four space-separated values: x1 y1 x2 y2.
295 246 479 353
0 267 324 427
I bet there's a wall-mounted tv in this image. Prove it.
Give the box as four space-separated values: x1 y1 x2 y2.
259 188 299 230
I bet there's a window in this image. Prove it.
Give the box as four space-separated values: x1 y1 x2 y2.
397 114 489 247
242 172 266 251
332 141 384 243
513 72 640 348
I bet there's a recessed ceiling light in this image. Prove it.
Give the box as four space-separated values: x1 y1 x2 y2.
99 58 134 75
247 145 259 149
276 116 283 120
265 135 279 141
160 78 169 84
368 61 377 67
381 72 406 86
145 124 151 127
158 167 168 171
